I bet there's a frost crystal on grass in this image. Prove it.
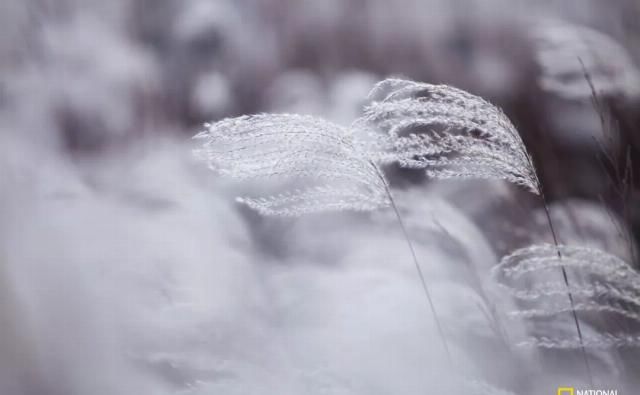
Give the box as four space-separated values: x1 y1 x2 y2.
193 113 389 216
492 243 640 349
356 78 540 194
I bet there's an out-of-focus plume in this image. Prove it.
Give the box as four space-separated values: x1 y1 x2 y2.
532 20 640 100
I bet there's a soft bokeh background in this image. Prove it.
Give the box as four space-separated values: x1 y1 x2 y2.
1 1 639 394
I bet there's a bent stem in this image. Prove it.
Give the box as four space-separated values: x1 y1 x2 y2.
540 188 594 387
372 162 453 367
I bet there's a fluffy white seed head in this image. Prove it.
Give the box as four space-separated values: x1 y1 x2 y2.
193 113 389 216
356 78 541 194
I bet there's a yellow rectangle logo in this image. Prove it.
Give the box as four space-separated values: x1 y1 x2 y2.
557 388 574 395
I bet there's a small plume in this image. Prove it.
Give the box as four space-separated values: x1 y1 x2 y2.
193 113 389 216
492 243 640 349
532 21 640 100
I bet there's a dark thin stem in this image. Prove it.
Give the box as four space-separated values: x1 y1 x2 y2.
371 163 453 366
540 188 595 387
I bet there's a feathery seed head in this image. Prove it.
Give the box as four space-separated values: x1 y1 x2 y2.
493 243 640 349
356 78 541 194
194 113 389 216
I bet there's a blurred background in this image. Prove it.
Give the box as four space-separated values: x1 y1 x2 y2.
1 1 639 394
2 0 639 218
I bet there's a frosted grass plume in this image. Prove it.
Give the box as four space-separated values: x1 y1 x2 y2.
355 78 541 194
492 243 640 349
193 113 389 216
